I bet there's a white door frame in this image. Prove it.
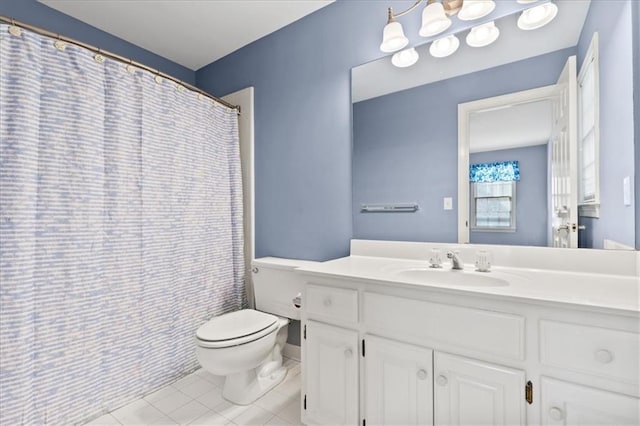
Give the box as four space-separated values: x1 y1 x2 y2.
223 87 255 306
457 85 558 244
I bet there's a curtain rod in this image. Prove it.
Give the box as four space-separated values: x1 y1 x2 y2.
0 15 240 114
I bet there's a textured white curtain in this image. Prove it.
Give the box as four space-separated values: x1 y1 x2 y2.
0 24 245 425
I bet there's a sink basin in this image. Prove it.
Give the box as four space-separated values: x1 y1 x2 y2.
395 268 509 287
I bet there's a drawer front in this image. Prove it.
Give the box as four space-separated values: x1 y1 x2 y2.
306 284 358 323
540 320 640 385
364 292 525 360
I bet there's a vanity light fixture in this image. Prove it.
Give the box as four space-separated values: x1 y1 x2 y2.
392 47 420 67
517 1 558 30
457 0 496 21
380 0 468 54
380 10 409 52
419 1 452 37
466 21 500 47
430 34 460 58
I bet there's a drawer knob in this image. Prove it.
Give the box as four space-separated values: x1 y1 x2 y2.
594 349 613 364
344 348 353 358
436 375 448 386
417 369 428 380
323 297 332 307
548 407 564 421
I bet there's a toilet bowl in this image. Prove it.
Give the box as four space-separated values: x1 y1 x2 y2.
196 309 289 405
195 257 318 405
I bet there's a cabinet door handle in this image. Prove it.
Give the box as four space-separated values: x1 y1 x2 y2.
436 375 448 386
416 369 428 380
548 407 564 421
344 348 353 358
594 349 614 364
323 296 332 307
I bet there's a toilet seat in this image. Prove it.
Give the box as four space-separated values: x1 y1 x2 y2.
196 309 279 349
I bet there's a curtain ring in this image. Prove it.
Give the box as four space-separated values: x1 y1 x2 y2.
94 48 105 64
154 72 163 84
126 59 136 74
8 19 22 37
54 35 66 51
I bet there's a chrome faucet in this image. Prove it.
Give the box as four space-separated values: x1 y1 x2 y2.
446 251 464 270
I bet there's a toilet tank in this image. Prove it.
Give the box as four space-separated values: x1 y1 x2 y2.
251 257 319 320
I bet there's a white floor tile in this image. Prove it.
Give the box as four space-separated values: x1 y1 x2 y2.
147 413 179 426
195 369 225 387
189 410 230 425
273 375 300 399
195 387 226 410
167 400 210 425
179 376 218 399
275 399 301 425
172 373 202 391
144 385 183 405
232 405 274 426
254 390 296 416
111 399 167 425
87 358 302 426
213 400 252 421
85 413 122 425
265 416 293 426
151 390 193 414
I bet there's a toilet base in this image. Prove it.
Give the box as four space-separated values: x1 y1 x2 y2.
222 362 288 405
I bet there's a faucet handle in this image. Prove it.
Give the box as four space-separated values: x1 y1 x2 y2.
475 250 491 272
429 248 443 268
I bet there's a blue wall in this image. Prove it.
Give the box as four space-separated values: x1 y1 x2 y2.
0 0 194 84
577 0 636 249
352 48 574 244
196 1 396 261
470 145 548 246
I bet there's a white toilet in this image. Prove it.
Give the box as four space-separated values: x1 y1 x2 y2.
195 257 316 405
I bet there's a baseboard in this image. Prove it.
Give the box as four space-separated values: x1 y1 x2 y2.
283 343 300 361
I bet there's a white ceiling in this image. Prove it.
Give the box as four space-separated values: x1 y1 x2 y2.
352 0 591 103
39 0 334 70
470 100 552 153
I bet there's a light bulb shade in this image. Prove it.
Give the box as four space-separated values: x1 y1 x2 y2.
517 2 558 30
457 0 496 21
391 47 419 68
430 34 460 58
419 2 452 37
466 21 500 47
380 21 409 52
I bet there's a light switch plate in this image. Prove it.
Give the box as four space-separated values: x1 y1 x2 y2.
444 197 453 210
623 176 631 206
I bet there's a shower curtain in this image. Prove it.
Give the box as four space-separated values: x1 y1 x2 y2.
0 24 246 425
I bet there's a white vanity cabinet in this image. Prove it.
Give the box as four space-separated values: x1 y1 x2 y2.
434 352 525 425
364 335 434 425
541 377 640 425
300 274 640 426
303 320 359 426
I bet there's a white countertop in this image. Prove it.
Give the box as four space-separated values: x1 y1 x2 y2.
296 255 640 314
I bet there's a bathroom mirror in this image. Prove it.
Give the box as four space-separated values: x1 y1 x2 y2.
351 0 636 250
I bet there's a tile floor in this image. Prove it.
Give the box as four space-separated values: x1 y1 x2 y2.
86 359 302 426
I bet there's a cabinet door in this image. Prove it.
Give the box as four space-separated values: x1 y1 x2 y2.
303 320 359 425
434 352 525 425
364 335 433 425
541 377 640 425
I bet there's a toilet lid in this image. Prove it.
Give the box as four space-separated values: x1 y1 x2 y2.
196 309 278 342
